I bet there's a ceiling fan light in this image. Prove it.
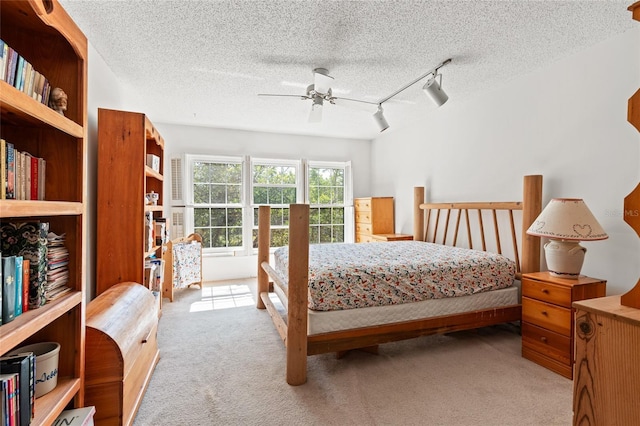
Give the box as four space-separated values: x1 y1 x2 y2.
373 105 389 132
423 76 449 107
308 96 323 123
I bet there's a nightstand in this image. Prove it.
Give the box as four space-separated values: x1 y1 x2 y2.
521 271 606 379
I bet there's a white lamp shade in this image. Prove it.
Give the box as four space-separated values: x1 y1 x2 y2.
423 77 449 107
526 198 608 241
373 106 389 132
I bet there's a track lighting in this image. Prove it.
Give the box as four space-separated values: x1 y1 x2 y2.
373 58 452 132
422 73 448 106
373 105 389 132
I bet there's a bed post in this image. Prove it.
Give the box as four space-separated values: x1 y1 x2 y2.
414 186 425 242
256 206 271 309
287 204 309 385
521 175 543 273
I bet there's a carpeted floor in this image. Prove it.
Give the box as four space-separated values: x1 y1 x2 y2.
133 279 573 426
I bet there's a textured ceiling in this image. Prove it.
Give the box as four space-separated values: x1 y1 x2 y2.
59 0 635 140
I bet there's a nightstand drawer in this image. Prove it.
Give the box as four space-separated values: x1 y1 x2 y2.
522 278 572 307
522 297 572 336
521 322 571 365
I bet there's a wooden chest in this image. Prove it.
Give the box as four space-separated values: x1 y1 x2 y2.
85 282 160 425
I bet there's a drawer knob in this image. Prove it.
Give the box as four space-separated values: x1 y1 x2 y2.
541 288 549 294
540 336 548 343
541 311 548 316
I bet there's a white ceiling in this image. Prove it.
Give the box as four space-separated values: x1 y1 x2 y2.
59 0 635 140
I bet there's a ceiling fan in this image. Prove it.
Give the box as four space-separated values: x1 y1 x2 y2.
258 58 452 130
258 68 376 123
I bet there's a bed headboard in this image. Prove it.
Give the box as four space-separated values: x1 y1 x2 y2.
413 175 543 278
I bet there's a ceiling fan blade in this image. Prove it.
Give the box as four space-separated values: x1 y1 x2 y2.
258 93 309 100
313 68 334 95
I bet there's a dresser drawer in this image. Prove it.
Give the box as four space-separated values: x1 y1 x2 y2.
522 278 572 307
356 222 372 234
522 297 572 336
521 322 571 365
356 234 374 243
355 211 372 224
354 198 372 211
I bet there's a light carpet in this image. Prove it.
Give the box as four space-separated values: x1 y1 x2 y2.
133 279 573 426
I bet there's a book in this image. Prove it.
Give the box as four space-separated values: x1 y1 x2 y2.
14 255 22 317
0 222 49 308
6 141 14 199
53 406 96 426
14 54 23 90
29 154 38 201
1 138 6 199
6 47 17 86
0 39 5 82
21 259 29 313
0 373 18 426
1 254 16 323
38 157 45 200
0 353 34 426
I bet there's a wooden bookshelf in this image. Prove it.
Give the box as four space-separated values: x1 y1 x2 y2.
96 108 166 296
0 0 87 422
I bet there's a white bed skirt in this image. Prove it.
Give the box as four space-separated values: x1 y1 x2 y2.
272 282 521 336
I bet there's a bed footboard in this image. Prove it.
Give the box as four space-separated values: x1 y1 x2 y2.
257 204 310 385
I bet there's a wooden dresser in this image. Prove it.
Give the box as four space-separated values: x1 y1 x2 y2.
354 197 394 242
521 271 605 379
85 282 160 425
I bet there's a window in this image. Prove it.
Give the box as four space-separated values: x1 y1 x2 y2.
251 159 300 248
307 162 348 243
191 156 244 251
183 155 352 255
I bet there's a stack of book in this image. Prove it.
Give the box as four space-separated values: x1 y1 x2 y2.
0 39 53 107
0 352 36 426
1 139 46 201
45 232 70 302
0 254 28 325
0 222 49 313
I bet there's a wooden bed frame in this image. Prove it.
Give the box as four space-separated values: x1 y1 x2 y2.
163 232 203 302
257 174 543 385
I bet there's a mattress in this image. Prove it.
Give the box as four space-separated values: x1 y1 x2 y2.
272 282 520 335
273 241 516 312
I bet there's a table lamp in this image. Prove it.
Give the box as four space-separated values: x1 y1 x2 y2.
526 198 608 278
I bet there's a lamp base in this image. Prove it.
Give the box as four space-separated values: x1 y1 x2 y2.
544 240 587 279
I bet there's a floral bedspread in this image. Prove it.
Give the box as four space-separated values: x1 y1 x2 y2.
273 241 515 312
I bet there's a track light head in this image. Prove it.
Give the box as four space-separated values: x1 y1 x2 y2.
423 74 449 107
373 105 389 132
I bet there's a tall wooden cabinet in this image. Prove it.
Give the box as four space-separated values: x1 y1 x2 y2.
0 0 87 423
354 197 394 242
96 108 165 296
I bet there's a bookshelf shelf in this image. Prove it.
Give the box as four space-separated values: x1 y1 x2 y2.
0 81 84 138
145 165 164 181
34 376 81 426
0 0 87 421
0 291 82 352
0 200 84 217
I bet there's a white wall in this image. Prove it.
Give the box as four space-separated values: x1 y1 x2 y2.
371 28 640 296
155 123 372 281
86 44 145 299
